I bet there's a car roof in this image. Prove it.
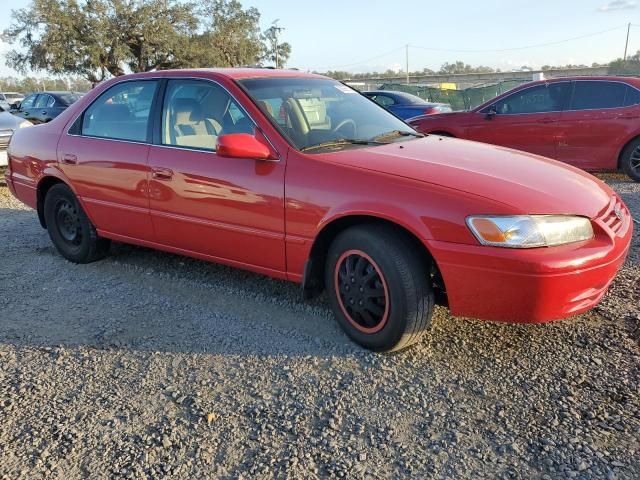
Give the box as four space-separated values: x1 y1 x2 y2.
364 90 448 105
519 75 640 87
122 68 327 81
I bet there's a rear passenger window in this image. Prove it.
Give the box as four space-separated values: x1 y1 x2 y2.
81 81 158 142
624 86 640 106
570 81 626 110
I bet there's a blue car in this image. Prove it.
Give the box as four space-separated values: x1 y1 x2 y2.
362 90 452 120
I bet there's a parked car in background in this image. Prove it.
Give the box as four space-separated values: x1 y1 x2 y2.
362 90 452 120
0 109 31 166
11 91 81 124
4 69 632 352
0 92 25 111
408 76 640 181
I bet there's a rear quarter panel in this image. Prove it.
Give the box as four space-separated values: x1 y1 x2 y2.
7 123 63 209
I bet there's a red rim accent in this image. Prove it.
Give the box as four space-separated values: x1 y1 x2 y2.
333 249 390 334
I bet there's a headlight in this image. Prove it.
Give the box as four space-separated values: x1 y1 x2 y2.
18 120 32 128
466 215 593 248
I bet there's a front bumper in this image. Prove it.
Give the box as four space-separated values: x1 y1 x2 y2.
430 198 633 323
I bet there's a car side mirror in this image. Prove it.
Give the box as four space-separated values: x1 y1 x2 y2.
10 102 20 110
216 133 274 160
485 105 498 120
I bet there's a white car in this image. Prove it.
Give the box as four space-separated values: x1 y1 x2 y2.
0 109 32 166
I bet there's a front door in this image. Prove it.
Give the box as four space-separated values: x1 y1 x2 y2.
478 82 571 159
147 79 286 274
56 80 159 241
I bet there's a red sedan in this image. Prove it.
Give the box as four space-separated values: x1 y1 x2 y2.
409 76 640 181
5 69 633 351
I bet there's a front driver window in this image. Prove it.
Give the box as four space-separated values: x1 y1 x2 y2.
81 80 158 142
161 79 254 151
493 83 570 114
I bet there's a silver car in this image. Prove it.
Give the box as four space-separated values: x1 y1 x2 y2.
0 108 32 166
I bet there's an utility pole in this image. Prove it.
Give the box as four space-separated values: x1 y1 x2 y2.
624 22 631 61
270 19 284 69
405 44 409 85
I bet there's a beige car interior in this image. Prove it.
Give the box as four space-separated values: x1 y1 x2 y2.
167 97 221 150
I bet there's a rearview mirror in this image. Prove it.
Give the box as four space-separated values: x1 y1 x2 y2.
216 133 274 160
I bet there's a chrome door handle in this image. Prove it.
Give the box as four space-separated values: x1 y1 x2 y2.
61 154 77 165
151 167 173 180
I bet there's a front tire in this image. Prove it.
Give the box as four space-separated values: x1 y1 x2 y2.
621 138 640 182
325 225 434 352
43 183 110 263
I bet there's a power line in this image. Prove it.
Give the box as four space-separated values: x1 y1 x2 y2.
312 24 631 74
409 24 629 53
314 46 405 70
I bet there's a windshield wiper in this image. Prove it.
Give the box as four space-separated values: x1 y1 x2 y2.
300 138 389 152
372 130 425 141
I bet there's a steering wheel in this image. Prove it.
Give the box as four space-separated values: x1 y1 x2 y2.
333 118 356 137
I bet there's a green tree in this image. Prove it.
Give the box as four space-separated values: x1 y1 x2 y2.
188 0 265 68
609 51 640 75
438 61 495 74
3 0 275 81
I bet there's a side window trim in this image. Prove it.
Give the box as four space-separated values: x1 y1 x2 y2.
67 79 160 144
479 81 571 115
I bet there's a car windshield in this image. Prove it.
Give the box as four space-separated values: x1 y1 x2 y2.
238 77 420 152
4 93 22 101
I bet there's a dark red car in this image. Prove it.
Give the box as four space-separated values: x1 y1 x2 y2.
5 69 633 351
409 76 640 181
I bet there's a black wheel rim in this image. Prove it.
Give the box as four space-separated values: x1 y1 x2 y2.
55 199 82 246
334 250 389 333
630 146 640 175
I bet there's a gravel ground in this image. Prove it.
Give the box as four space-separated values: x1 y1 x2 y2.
0 169 638 480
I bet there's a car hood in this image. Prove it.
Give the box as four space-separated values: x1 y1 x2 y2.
323 136 612 217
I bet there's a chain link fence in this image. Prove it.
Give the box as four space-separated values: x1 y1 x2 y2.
378 79 531 111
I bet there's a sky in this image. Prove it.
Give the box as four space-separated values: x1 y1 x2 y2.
0 0 639 77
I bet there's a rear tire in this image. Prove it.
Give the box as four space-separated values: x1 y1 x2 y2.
325 225 434 352
43 183 110 263
621 137 640 182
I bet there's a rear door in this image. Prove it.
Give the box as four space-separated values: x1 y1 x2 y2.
476 82 570 158
56 80 159 241
557 80 638 170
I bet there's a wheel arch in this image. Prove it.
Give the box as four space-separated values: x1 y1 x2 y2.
617 133 640 169
301 215 447 306
36 174 71 228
